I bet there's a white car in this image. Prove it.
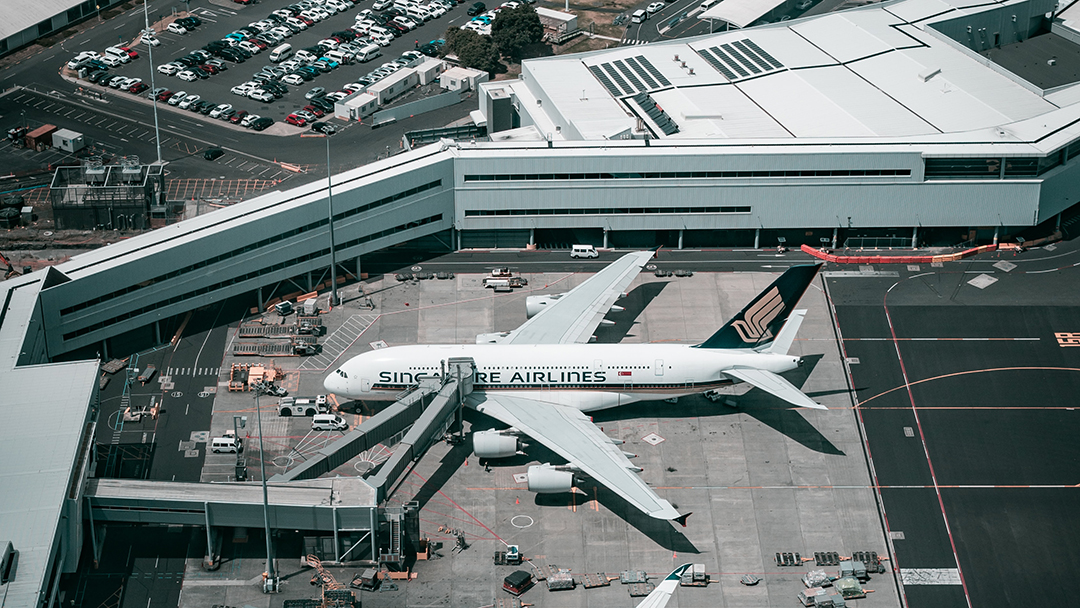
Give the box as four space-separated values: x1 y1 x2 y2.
177 70 198 82
141 34 161 46
248 89 274 102
325 90 349 101
646 1 664 13
502 0 521 7
166 22 188 34
178 94 201 109
282 74 304 85
209 103 233 118
393 16 418 29
287 17 309 30
318 38 340 49
100 55 122 67
167 91 187 105
231 84 254 95
238 41 262 54
241 113 261 127
67 51 98 69
271 26 293 38
119 77 142 91
373 0 393 8
425 3 447 17
157 63 181 75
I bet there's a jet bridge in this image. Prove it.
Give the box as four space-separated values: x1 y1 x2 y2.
272 358 474 505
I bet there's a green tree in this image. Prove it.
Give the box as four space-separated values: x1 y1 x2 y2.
491 5 545 62
444 27 502 73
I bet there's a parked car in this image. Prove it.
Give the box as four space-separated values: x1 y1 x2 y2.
166 22 188 34
167 91 188 105
204 148 225 160
209 103 233 118
178 94 201 109
311 121 337 134
285 113 306 126
251 116 275 130
129 82 149 94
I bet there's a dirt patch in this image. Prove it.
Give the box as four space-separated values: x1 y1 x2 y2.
557 34 619 54
542 0 640 38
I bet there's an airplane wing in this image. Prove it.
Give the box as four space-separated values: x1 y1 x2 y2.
498 250 655 345
636 564 692 608
468 392 689 524
723 366 826 410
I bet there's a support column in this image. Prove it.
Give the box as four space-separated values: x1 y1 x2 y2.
911 226 918 249
356 256 362 280
257 286 264 314
1057 212 1062 231
993 226 999 245
529 228 535 247
754 228 760 249
453 227 459 251
678 229 684 250
333 507 340 562
101 340 109 361
603 229 609 249
831 228 838 250
154 321 161 345
306 271 313 292
203 503 220 570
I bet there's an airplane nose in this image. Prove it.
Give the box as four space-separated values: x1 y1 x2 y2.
323 372 342 394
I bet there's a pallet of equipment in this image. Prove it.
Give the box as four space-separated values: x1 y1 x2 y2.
493 599 525 608
546 568 574 591
233 343 303 356
620 570 648 584
627 583 654 597
101 358 129 375
579 573 611 588
238 325 295 338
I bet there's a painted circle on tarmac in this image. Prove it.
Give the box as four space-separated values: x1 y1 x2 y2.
510 515 534 529
646 264 657 270
272 456 294 468
198 391 210 398
171 391 183 398
411 265 422 272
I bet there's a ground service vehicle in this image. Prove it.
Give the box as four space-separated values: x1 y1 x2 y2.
278 395 329 416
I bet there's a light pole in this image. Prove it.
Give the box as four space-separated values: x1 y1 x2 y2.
143 0 163 165
253 383 278 592
325 135 340 306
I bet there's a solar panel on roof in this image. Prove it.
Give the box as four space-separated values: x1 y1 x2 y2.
625 57 659 89
629 92 679 136
711 46 749 77
613 60 646 92
587 64 624 97
602 63 633 95
721 43 761 74
635 56 671 86
732 40 772 73
697 48 737 80
743 39 784 69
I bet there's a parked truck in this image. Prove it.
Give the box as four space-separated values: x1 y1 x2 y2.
278 395 329 417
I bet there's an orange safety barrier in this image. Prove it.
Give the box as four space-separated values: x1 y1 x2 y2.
802 243 997 264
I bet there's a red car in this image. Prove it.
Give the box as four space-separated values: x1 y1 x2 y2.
285 114 306 126
250 39 268 49
297 15 314 25
199 64 219 74
118 46 139 59
302 105 325 118
230 110 249 124
157 90 174 101
129 82 149 94
233 0 255 4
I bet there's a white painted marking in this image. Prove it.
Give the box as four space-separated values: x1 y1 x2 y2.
900 568 962 585
966 274 998 289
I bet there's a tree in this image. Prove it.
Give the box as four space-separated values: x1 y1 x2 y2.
444 27 502 73
491 5 545 62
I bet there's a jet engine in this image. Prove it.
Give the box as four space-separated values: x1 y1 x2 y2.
525 294 566 318
527 464 575 493
472 430 524 459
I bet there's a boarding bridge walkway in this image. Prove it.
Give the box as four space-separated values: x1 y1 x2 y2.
85 476 378 532
272 358 475 504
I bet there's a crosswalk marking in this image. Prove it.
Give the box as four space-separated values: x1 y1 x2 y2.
300 314 379 371
166 367 220 376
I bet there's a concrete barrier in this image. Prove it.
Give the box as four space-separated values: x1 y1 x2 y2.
802 243 998 264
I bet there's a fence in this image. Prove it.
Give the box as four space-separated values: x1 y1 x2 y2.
371 90 470 127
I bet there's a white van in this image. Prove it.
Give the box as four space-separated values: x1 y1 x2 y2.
570 244 599 258
631 9 647 23
210 433 243 453
325 49 350 64
356 44 382 62
312 414 348 431
104 46 132 63
699 0 719 10
270 43 293 62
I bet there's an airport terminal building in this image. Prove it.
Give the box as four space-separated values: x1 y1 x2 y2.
4 0 1080 603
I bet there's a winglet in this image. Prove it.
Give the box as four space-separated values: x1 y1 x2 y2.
673 512 692 527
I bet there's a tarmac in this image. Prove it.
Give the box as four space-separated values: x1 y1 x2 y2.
181 266 902 608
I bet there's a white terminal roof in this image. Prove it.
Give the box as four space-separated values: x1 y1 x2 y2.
0 0 83 39
0 274 98 607
516 0 1080 149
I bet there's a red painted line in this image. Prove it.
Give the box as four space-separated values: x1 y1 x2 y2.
410 469 505 544
883 287 973 608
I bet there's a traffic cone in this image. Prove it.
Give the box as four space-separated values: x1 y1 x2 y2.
515 497 520 505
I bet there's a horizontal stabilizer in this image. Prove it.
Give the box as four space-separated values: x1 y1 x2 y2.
761 309 806 355
723 367 826 410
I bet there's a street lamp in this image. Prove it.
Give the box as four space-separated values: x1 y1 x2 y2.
325 135 340 306
143 0 163 165
253 382 279 593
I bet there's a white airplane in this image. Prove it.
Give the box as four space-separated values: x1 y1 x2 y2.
324 251 824 526
636 564 692 608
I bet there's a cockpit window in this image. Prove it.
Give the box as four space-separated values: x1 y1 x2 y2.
336 369 348 378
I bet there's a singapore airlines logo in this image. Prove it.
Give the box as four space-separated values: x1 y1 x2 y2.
732 287 783 343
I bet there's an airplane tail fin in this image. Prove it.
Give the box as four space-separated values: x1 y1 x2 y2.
696 264 821 350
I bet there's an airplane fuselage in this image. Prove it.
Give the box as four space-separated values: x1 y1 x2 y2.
325 343 802 412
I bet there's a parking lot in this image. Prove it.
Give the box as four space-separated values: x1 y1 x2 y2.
67 0 475 130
